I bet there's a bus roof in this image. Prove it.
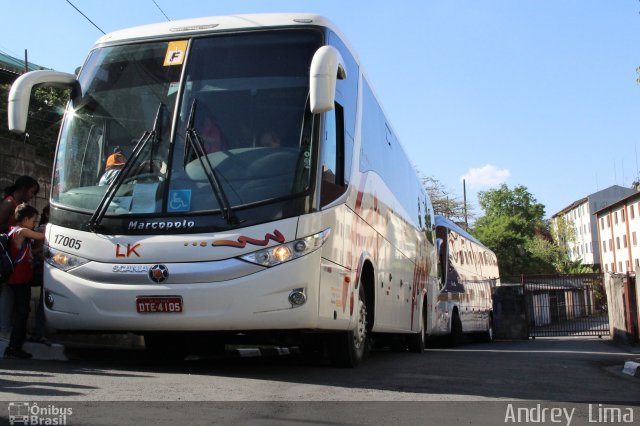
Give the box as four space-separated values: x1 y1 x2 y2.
434 215 486 248
95 13 348 49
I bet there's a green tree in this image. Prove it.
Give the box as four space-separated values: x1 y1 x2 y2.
472 184 548 276
0 83 68 158
548 215 585 272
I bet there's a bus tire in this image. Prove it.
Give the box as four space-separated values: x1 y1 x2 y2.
407 302 426 353
482 314 494 343
329 284 369 367
447 310 462 347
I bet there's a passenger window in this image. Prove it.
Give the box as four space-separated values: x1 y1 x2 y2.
320 104 346 207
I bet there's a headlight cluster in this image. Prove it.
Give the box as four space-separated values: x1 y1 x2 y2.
240 228 331 267
44 245 90 271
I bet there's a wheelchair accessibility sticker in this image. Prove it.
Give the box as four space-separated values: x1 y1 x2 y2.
168 190 192 212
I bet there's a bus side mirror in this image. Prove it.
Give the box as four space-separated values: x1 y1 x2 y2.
8 70 77 134
309 46 347 114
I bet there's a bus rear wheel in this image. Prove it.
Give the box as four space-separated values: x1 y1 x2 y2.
407 301 426 353
329 284 369 367
482 315 494 343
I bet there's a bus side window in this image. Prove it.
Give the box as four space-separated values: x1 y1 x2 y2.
320 103 346 207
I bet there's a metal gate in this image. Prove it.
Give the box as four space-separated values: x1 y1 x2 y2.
521 274 609 338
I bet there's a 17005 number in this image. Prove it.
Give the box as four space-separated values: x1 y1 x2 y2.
53 234 82 250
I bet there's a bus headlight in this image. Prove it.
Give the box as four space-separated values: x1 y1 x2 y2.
240 228 331 267
45 246 90 271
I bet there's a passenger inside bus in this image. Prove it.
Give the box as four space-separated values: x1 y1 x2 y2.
196 113 226 154
98 150 126 186
259 130 281 148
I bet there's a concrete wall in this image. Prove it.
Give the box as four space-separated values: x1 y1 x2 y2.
604 273 638 344
0 136 52 212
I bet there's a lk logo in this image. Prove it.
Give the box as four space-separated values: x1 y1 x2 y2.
116 243 141 258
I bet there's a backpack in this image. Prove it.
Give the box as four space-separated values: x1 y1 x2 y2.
0 228 18 282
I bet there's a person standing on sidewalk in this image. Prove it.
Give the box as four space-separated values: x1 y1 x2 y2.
0 176 40 233
0 176 40 340
3 204 45 359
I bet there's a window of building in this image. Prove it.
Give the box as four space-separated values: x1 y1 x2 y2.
601 217 605 230
636 259 639 269
611 262 615 272
616 237 620 249
626 260 630 271
605 263 609 272
622 209 626 222
607 215 611 227
633 232 637 246
609 239 613 250
615 212 618 224
619 261 623 272
631 205 635 219
602 241 607 253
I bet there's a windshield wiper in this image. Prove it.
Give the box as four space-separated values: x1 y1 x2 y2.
185 99 239 226
87 103 164 232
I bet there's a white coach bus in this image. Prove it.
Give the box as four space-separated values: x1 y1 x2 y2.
8 13 437 366
429 215 499 344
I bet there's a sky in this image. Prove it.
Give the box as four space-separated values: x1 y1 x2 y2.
3 1 638 220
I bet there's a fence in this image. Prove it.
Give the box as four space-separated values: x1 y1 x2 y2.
500 274 609 338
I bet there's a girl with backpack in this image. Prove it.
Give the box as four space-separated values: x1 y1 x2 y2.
3 204 45 359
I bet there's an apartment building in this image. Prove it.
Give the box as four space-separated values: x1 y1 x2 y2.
551 185 637 268
595 190 640 273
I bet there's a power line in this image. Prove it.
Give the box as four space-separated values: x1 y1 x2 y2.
152 0 171 21
64 0 106 35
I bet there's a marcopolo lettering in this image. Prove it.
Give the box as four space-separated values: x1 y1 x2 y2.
128 219 195 230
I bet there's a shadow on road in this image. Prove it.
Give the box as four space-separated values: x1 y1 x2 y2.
2 336 638 402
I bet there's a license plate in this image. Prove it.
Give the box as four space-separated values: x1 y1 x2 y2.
136 296 183 314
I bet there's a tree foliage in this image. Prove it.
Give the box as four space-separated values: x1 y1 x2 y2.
472 184 549 276
421 175 473 226
472 184 586 276
0 83 68 158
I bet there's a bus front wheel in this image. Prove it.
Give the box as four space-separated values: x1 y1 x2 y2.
329 284 369 367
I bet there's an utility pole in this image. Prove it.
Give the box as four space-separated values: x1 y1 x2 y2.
463 179 468 231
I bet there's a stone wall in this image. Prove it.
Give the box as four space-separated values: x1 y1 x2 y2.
0 136 52 211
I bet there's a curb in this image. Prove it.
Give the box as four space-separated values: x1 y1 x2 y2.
622 361 640 378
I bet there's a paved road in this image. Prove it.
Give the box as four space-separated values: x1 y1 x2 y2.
0 337 638 424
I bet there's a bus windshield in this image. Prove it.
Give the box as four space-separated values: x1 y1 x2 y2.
52 30 320 217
